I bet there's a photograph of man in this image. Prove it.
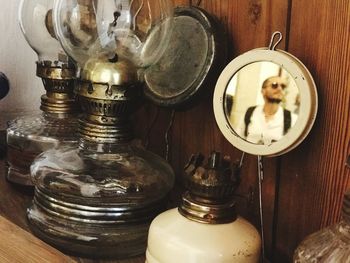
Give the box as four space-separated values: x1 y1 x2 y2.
237 76 297 145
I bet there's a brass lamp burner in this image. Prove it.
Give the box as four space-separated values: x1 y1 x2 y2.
77 58 142 143
179 151 241 224
36 61 79 114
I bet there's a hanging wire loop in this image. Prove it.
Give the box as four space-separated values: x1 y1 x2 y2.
268 31 283 50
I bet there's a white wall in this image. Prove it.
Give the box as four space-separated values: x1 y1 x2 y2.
0 0 42 120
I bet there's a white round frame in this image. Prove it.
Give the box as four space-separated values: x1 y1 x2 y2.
213 48 318 156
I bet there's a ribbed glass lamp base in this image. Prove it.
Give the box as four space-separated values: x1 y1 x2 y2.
6 113 78 185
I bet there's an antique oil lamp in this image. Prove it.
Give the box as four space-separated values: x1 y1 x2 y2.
6 0 79 185
27 0 174 258
146 152 261 263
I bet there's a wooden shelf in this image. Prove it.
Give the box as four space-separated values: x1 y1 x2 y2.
0 161 145 263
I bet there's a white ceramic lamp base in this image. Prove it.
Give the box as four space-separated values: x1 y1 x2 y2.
146 208 261 263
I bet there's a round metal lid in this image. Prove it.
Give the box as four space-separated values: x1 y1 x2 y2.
143 6 225 108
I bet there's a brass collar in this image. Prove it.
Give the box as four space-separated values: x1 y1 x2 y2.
36 62 79 114
178 191 237 224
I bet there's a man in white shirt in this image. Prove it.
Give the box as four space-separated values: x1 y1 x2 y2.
237 76 297 145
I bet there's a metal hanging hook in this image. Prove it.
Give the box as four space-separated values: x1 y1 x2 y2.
165 110 176 161
238 152 245 169
268 31 283 51
257 155 265 262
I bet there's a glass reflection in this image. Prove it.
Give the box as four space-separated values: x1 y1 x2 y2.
225 61 299 145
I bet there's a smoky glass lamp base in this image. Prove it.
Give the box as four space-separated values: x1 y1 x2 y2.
26 142 174 258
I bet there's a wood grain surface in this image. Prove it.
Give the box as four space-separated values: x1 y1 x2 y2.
272 0 350 261
0 215 74 263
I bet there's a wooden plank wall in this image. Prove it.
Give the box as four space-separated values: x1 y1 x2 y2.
134 0 350 261
274 0 350 260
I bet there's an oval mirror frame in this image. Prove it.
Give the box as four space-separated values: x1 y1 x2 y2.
213 48 318 156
